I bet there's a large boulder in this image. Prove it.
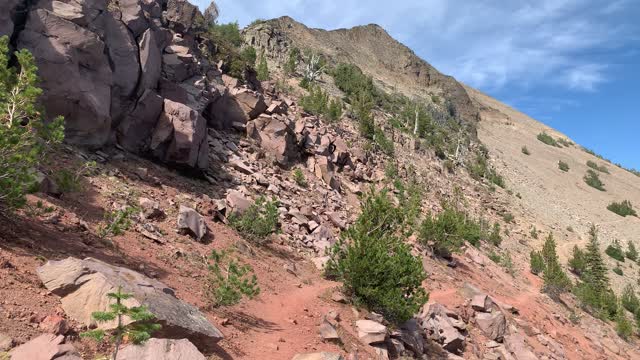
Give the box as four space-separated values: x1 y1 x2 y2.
355 319 387 345
150 99 209 169
206 88 267 129
233 89 268 119
118 0 150 37
177 205 207 241
0 0 21 37
118 338 206 360
9 334 81 360
18 8 113 147
37 257 224 349
419 303 465 354
165 0 202 33
117 89 165 152
138 28 163 93
504 334 538 360
246 115 298 165
475 311 507 342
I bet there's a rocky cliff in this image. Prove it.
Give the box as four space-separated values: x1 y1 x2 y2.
2 0 216 169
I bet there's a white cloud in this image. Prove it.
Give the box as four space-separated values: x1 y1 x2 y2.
563 64 607 91
201 0 637 93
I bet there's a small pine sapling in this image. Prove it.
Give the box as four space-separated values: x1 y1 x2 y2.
206 249 260 307
81 287 161 360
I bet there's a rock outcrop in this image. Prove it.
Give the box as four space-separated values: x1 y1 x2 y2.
0 0 21 37
419 303 466 354
118 338 206 360
3 0 219 171
37 257 223 350
9 334 81 360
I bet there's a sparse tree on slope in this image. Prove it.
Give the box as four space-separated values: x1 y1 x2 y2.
256 52 269 81
540 233 572 298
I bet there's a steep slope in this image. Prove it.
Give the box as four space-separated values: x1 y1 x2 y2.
466 85 640 292
244 16 479 123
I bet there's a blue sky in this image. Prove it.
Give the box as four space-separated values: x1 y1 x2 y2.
198 0 640 170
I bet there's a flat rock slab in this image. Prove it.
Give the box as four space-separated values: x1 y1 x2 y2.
118 338 206 360
37 257 223 350
292 352 345 360
9 334 80 360
355 319 387 345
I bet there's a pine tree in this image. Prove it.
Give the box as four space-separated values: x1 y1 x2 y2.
568 245 587 277
541 233 559 265
539 233 571 298
583 225 609 294
615 301 633 340
284 47 299 75
626 241 638 262
0 35 64 210
81 287 161 360
256 52 269 81
530 250 545 275
575 225 615 318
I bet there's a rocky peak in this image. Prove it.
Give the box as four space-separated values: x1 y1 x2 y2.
244 16 479 124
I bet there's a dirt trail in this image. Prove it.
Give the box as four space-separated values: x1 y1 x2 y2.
226 278 339 359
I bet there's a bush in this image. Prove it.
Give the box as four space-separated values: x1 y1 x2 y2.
530 251 545 275
613 265 623 276
256 52 269 81
353 92 375 139
230 196 279 242
373 127 394 156
209 22 243 47
605 240 625 262
205 249 260 307
616 306 634 340
626 241 638 262
621 285 640 314
489 223 502 247
327 98 343 122
530 226 539 239
240 46 257 66
0 36 64 210
584 170 605 191
97 206 137 239
537 132 559 147
607 200 637 217
587 160 609 174
205 22 251 79
292 168 307 188
332 63 377 101
558 161 569 172
418 205 486 257
488 250 502 264
521 146 530 155
502 213 514 223
501 252 516 276
284 47 300 75
327 188 428 324
53 160 96 193
300 85 328 116
467 151 505 188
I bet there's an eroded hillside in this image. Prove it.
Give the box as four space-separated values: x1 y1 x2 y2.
0 2 639 360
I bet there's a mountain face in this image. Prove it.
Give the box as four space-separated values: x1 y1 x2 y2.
244 16 479 123
1 1 640 360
